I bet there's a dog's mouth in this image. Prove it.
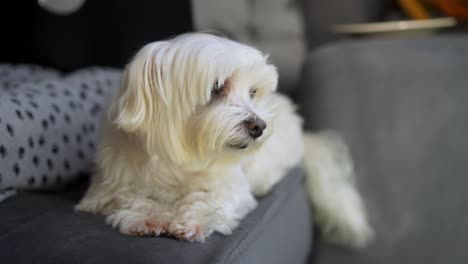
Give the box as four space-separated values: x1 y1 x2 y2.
227 143 248 149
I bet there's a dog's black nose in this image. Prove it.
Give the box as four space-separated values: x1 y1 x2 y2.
244 118 266 139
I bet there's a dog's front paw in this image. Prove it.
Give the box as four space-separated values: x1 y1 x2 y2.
168 215 236 242
129 219 167 237
168 221 206 242
121 218 168 237
106 211 169 237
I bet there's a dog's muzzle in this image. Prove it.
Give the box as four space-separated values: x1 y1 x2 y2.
244 117 266 139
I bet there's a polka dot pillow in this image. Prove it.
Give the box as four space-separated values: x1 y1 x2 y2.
0 64 121 201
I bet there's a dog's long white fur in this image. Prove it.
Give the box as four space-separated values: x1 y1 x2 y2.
76 33 373 248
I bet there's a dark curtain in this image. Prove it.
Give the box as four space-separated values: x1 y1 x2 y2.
0 0 193 71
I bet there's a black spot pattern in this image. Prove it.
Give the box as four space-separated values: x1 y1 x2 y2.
89 123 96 133
11 98 21 106
90 104 101 116
64 113 71 123
88 141 95 150
29 101 38 109
18 147 25 159
32 155 39 167
82 124 88 134
52 103 60 113
49 114 56 124
28 177 35 186
62 134 69 144
96 87 104 96
64 159 71 171
38 135 45 146
52 144 59 154
77 150 85 160
42 119 48 130
16 110 23 120
80 91 87 100
42 175 48 184
6 124 14 136
69 101 77 111
0 65 120 193
13 163 20 176
28 137 34 148
46 159 54 170
26 110 34 120
63 89 72 97
0 145 6 158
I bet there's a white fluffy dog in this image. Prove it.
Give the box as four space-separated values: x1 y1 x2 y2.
76 33 373 248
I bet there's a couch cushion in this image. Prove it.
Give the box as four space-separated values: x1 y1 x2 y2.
0 65 120 195
0 166 311 264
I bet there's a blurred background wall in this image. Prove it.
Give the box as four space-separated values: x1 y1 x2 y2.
191 0 306 91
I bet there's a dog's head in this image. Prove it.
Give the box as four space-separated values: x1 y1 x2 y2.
111 33 278 167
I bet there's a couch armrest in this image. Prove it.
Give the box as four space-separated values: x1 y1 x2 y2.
295 34 468 264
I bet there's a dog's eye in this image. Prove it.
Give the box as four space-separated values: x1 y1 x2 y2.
249 88 257 98
211 81 224 97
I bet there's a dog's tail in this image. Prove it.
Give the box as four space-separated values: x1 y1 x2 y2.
303 131 374 249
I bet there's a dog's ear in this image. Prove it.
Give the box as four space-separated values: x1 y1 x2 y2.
111 42 168 132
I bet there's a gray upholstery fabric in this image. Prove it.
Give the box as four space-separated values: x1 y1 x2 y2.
0 166 312 264
296 35 468 263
